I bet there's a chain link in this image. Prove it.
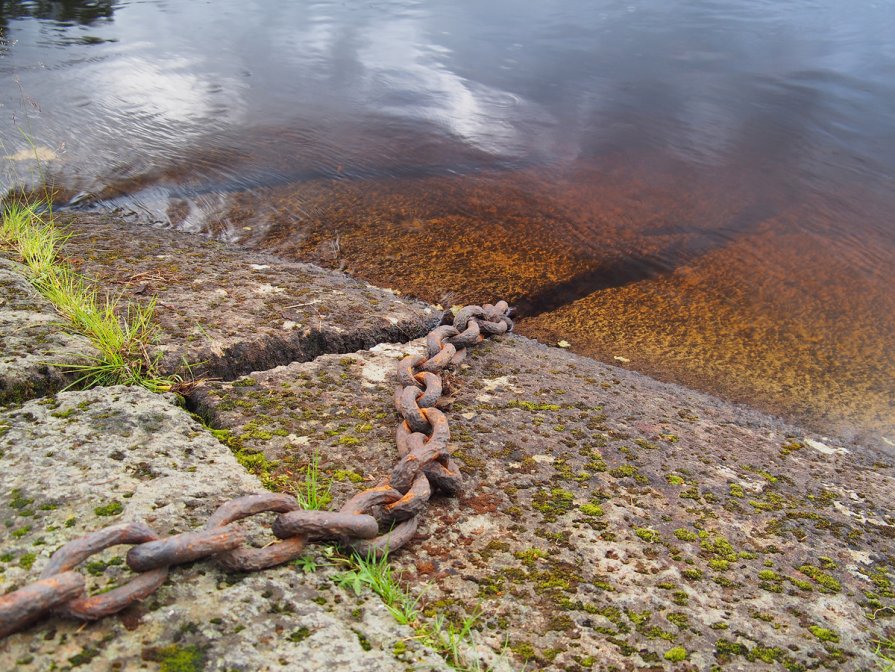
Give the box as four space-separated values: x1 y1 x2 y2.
0 302 513 639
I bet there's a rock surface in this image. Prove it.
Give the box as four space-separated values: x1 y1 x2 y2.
0 258 98 405
193 334 895 671
56 213 439 381
0 386 452 671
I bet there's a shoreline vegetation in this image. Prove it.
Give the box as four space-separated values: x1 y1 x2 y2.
0 201 180 393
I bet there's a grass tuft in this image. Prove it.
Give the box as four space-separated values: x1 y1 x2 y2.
333 550 512 670
295 449 332 510
0 202 180 392
334 550 421 626
426 608 484 669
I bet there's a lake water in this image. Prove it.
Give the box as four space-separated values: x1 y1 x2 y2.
2 0 893 444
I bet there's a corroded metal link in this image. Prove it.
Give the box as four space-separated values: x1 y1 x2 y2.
384 473 431 522
419 342 456 373
446 318 482 348
397 354 426 389
395 373 442 430
492 301 514 326
397 407 449 453
216 537 307 573
426 325 460 358
36 521 168 622
395 385 430 433
414 372 443 408
41 521 160 578
60 568 169 620
422 458 464 495
390 436 449 493
0 572 84 638
421 407 450 446
127 526 245 573
396 421 424 458
273 510 379 541
395 422 460 492
453 305 486 332
340 484 403 515
481 301 514 332
205 493 300 528
205 493 307 572
348 516 420 558
482 301 509 321
476 317 509 335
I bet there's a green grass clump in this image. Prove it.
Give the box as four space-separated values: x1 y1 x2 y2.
674 528 698 542
507 400 561 412
1 203 178 393
295 449 332 510
93 501 124 517
579 503 604 517
333 550 504 671
634 527 661 543
798 564 841 593
333 550 421 626
808 625 839 643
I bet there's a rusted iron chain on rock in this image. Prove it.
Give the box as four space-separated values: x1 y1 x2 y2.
0 301 513 640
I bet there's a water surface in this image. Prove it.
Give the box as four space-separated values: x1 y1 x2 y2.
2 0 894 443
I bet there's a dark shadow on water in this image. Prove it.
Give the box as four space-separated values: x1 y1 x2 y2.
516 203 777 318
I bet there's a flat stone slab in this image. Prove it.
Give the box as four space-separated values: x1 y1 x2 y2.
0 386 451 671
0 258 99 406
57 213 439 381
193 334 895 671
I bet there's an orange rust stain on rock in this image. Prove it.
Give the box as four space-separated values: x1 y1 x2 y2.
421 542 452 559
461 493 501 514
415 560 436 575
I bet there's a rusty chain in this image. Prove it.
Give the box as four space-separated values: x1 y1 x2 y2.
0 301 513 640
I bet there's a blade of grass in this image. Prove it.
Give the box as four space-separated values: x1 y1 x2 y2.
876 637 895 672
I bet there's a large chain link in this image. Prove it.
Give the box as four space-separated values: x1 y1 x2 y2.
0 302 513 640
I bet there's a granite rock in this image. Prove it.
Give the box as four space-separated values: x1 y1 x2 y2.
0 386 451 671
193 334 895 671
0 258 98 406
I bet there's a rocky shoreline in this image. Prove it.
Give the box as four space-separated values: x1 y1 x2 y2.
1 215 893 670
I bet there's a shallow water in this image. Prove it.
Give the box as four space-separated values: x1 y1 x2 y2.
1 0 893 442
